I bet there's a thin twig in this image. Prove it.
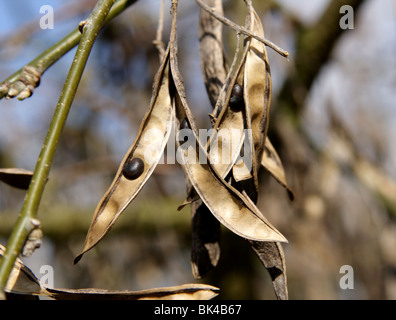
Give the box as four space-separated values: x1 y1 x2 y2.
0 0 116 299
209 32 242 124
195 0 289 58
153 0 166 62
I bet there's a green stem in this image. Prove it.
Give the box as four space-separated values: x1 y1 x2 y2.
0 0 137 99
0 0 116 298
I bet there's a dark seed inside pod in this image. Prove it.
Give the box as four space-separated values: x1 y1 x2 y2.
229 84 244 110
122 157 145 180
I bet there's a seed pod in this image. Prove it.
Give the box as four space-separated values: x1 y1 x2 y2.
248 240 288 300
261 138 294 201
75 47 173 263
43 283 219 300
174 90 286 243
1 244 219 300
169 14 285 243
241 6 288 300
122 158 145 180
244 10 272 166
0 168 33 189
190 196 221 279
207 45 250 179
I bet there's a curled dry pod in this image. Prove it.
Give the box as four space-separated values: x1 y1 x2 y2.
208 111 245 179
244 10 272 160
1 244 42 297
2 245 219 300
239 6 289 299
192 0 232 279
173 91 286 243
43 283 219 300
207 42 250 181
0 168 34 190
74 48 173 263
261 138 294 201
170 5 286 283
190 197 221 279
248 240 288 300
238 8 272 193
239 185 289 300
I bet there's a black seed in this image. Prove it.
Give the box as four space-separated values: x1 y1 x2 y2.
122 158 145 180
229 84 244 110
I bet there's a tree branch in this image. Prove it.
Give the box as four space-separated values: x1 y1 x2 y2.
195 0 289 58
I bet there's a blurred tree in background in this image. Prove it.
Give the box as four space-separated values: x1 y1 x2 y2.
1 0 396 299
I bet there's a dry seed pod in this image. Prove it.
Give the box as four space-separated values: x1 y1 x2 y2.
190 198 221 279
170 2 285 244
208 115 245 179
240 182 288 299
244 10 272 161
207 41 250 181
206 38 254 185
239 6 289 299
0 168 34 189
236 8 272 194
1 245 219 300
188 74 246 278
173 92 286 243
261 138 294 200
192 0 231 279
248 240 288 300
232 157 252 182
1 244 42 297
42 283 219 300
75 48 173 263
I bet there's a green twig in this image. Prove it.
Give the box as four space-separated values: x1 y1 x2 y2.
0 0 116 299
0 0 138 100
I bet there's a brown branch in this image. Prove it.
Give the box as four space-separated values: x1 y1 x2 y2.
153 0 166 62
195 0 289 58
198 0 227 109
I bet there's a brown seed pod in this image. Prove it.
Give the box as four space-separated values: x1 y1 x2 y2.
170 1 286 244
261 138 294 201
75 47 173 263
244 9 272 166
173 89 286 243
0 168 33 189
241 5 288 300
